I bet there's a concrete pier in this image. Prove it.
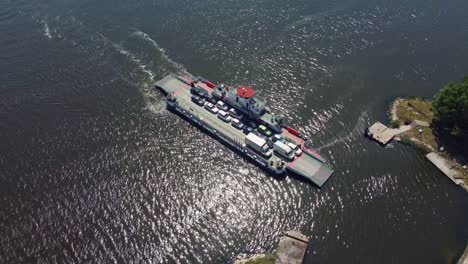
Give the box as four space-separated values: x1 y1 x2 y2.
276 231 309 264
366 122 412 145
426 152 463 185
458 244 468 264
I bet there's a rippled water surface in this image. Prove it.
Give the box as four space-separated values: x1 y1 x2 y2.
1 0 468 263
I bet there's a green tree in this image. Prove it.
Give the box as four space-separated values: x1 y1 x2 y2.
433 76 468 136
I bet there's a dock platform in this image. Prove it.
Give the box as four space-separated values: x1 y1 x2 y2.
276 231 309 264
366 122 412 145
156 74 333 187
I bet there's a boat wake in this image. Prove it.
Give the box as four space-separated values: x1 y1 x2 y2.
42 20 52 39
131 30 187 74
112 43 157 81
127 30 191 114
316 110 369 151
32 16 176 115
35 16 55 40
281 0 359 34
111 42 167 114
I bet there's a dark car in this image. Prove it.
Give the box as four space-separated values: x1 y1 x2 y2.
266 139 274 148
190 86 200 94
246 120 259 129
242 126 254 135
190 86 208 98
191 95 205 106
204 94 218 104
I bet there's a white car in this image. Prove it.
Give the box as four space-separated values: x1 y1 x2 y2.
231 118 244 129
272 134 282 142
216 101 229 111
229 108 244 119
217 110 231 122
204 102 219 114
287 142 303 156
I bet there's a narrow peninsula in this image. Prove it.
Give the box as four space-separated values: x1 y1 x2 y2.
369 76 468 191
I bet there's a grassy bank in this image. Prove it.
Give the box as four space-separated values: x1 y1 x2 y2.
395 98 434 124
395 98 437 149
244 254 275 264
392 98 468 185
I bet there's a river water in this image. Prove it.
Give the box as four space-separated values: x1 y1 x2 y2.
0 0 467 263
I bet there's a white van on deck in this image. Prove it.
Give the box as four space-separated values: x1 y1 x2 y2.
217 110 231 123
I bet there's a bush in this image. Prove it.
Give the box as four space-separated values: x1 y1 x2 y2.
400 137 412 145
390 120 401 128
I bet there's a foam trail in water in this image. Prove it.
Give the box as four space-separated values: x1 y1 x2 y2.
112 43 167 114
316 110 368 151
112 43 156 80
32 16 169 115
282 0 358 33
131 30 187 73
127 30 191 113
39 18 53 39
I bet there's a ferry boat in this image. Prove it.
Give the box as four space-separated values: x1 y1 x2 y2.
156 73 333 186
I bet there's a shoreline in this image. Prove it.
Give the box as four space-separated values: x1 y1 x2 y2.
458 244 468 264
234 231 309 264
389 97 468 192
234 253 273 264
390 97 403 122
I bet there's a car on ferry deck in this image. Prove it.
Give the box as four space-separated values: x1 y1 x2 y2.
243 126 254 135
204 102 218 114
231 118 244 129
287 142 303 156
218 110 231 122
191 95 205 106
245 120 259 129
191 86 208 98
216 101 229 111
273 141 295 161
257 124 273 137
272 134 282 142
229 108 244 119
204 94 217 104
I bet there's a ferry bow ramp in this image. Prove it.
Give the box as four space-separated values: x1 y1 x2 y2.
156 73 334 187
